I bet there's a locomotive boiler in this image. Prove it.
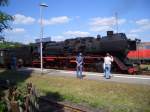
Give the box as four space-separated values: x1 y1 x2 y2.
32 31 137 74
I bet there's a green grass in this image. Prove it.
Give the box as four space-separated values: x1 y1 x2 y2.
0 69 150 112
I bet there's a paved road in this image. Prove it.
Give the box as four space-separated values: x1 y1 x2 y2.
18 67 150 85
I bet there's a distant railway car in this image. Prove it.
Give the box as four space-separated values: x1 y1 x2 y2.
0 45 33 68
0 49 11 67
11 46 33 66
127 42 150 64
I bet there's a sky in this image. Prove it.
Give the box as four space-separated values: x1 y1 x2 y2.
1 0 150 44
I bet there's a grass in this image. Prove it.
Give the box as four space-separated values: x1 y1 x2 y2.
0 69 150 112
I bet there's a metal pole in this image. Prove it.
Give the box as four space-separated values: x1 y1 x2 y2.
136 39 141 64
138 43 139 63
40 5 43 73
138 41 141 64
40 3 48 73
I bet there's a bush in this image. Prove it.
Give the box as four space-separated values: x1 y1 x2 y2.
0 100 7 112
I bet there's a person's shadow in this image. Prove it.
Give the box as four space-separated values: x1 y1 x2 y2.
38 91 65 112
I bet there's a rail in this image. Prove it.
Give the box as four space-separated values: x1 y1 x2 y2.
39 97 87 112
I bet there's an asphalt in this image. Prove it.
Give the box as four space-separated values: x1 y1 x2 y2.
18 67 150 85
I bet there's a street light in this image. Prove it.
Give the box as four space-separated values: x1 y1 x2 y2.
40 3 48 73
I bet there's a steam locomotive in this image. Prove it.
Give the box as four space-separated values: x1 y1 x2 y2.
32 31 138 74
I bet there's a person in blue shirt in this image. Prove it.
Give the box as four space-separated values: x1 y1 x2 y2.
76 53 84 79
11 55 17 70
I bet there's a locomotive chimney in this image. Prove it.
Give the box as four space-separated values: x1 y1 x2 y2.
97 34 101 39
107 31 113 37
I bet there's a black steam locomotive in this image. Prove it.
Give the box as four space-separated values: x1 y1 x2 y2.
42 31 136 55
32 31 137 74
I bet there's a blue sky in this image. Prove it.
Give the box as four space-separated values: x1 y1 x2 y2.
1 0 150 43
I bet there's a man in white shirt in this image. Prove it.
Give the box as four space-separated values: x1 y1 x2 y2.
104 53 113 79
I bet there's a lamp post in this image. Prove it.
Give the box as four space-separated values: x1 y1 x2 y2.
40 3 48 73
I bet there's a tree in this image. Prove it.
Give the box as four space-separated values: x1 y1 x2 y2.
0 0 13 33
0 0 8 6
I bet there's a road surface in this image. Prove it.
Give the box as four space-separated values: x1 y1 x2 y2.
18 67 150 85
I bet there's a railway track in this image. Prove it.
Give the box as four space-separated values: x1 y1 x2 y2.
39 97 88 112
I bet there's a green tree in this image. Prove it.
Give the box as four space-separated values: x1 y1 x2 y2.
0 0 13 33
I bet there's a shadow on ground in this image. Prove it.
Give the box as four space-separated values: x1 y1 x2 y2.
0 68 33 86
38 91 65 112
38 91 98 112
0 68 33 98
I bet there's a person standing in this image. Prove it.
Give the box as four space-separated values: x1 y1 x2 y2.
11 55 17 70
104 53 113 79
76 53 84 79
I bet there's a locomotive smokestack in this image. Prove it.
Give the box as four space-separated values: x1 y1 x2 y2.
107 31 113 37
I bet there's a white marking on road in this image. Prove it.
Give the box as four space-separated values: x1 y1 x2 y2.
60 71 150 80
22 68 150 80
87 74 150 80
60 71 75 74
114 75 150 80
